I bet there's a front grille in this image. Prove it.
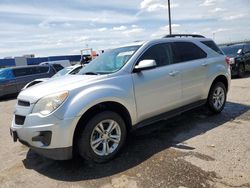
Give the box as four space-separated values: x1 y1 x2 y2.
15 115 26 125
18 100 30 107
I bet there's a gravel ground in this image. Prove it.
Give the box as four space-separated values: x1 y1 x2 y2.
0 76 250 188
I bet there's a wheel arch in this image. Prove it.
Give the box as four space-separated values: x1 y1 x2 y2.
211 75 229 92
206 74 229 101
72 101 132 154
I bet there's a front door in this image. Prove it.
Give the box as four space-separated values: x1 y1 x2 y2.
132 43 182 122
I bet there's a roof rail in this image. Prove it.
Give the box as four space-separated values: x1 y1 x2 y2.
164 34 205 38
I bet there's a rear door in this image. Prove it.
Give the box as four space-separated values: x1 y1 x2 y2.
171 42 208 105
132 43 182 122
31 66 50 79
13 67 38 91
243 44 250 70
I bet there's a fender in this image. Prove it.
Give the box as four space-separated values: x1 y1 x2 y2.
203 61 230 99
61 78 137 125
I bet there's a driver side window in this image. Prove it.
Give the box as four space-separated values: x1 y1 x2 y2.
138 43 172 67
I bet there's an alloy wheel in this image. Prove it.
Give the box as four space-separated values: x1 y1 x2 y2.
212 86 225 110
90 119 121 156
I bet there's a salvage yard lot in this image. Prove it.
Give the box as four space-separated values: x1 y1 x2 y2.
0 76 250 188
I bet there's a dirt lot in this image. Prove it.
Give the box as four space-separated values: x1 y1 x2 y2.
0 76 250 188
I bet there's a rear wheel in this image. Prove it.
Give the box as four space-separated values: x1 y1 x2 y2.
237 63 245 78
207 82 227 114
77 111 127 163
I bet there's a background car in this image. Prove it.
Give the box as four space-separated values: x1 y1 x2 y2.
22 64 83 89
0 64 63 97
221 43 250 77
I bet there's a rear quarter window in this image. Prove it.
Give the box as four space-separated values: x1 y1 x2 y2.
201 41 223 55
171 42 207 63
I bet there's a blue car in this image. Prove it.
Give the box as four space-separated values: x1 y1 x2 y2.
0 64 63 97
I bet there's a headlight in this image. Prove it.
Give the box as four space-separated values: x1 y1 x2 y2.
32 91 68 115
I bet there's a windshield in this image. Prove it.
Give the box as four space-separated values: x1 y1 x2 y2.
0 68 14 80
52 67 73 78
221 45 243 56
79 45 141 75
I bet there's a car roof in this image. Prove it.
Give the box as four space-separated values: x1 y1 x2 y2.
119 36 213 48
10 65 50 69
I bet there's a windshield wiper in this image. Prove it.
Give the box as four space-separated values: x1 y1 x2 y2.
84 72 99 75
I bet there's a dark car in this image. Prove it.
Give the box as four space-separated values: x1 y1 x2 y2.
0 64 63 97
221 43 250 77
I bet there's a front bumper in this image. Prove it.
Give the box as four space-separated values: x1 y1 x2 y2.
10 129 72 160
10 107 78 160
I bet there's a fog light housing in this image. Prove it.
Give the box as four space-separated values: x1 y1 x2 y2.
32 131 52 146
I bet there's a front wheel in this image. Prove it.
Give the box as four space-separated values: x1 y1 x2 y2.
207 82 227 114
78 111 127 163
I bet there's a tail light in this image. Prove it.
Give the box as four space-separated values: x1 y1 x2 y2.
225 56 230 65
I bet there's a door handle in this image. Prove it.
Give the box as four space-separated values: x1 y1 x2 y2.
169 70 179 76
202 63 208 67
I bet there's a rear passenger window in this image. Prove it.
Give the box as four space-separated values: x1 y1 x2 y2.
171 42 207 63
30 66 49 74
13 68 32 77
138 43 172 67
37 66 49 74
201 41 223 55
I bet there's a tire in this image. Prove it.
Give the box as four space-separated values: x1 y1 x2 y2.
207 82 227 114
77 111 127 163
237 63 245 78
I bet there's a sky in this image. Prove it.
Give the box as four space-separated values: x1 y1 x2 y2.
0 0 249 58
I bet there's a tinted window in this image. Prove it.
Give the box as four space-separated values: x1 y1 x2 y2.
244 44 250 53
171 42 207 63
13 68 32 77
38 66 49 73
201 41 223 55
221 45 243 56
30 66 49 74
52 64 64 72
138 43 172 67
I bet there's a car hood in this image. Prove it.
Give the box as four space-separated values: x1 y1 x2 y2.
18 74 107 103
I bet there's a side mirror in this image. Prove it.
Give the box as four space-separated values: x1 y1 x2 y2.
134 60 157 72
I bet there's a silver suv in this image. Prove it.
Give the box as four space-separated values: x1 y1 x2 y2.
10 35 231 163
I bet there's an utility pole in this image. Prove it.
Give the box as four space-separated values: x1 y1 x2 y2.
168 0 172 35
